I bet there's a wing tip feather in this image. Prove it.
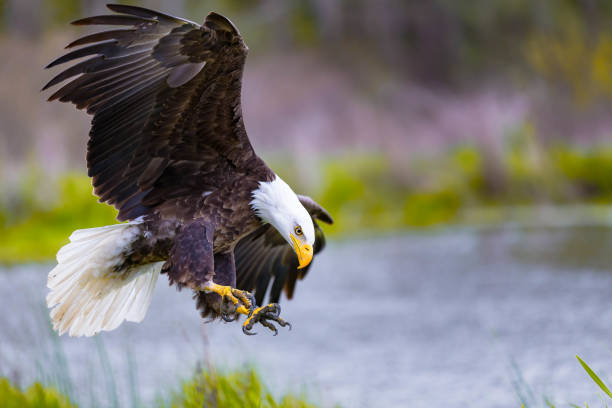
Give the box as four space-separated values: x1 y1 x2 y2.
106 3 189 25
71 14 156 26
205 12 240 35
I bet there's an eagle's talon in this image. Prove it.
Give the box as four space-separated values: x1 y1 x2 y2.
242 323 257 336
221 312 236 322
220 296 237 318
241 303 290 336
205 283 256 323
278 318 291 331
259 319 278 336
246 292 257 311
231 287 254 311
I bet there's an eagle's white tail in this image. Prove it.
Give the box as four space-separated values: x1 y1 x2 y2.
47 223 162 337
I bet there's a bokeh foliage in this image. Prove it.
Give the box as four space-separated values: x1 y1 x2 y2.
3 136 612 263
525 13 612 103
0 173 117 263
4 0 612 90
161 368 315 408
0 378 76 408
0 368 317 408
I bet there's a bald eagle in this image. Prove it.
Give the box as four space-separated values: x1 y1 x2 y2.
43 4 333 337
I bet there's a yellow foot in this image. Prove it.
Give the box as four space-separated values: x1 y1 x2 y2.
242 303 291 336
203 282 255 322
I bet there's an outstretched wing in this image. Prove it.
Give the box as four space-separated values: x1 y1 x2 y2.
43 4 268 221
234 196 333 305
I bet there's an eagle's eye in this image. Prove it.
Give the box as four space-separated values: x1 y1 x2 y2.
294 226 303 236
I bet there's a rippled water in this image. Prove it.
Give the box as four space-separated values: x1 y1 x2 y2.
1 226 612 407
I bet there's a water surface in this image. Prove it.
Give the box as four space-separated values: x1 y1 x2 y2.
1 226 611 407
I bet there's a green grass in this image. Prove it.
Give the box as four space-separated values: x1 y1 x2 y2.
0 378 76 408
577 355 612 401
160 368 316 408
0 368 317 408
3 355 610 407
3 138 612 264
509 355 612 408
0 173 117 263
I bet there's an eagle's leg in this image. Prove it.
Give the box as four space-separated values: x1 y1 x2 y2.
203 282 255 321
167 221 256 323
203 252 256 322
242 303 291 336
198 249 291 335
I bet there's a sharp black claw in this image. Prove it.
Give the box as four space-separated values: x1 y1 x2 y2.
220 295 238 322
247 292 256 310
221 313 236 322
242 325 256 336
260 319 278 335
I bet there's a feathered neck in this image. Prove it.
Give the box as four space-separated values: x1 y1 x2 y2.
250 175 302 224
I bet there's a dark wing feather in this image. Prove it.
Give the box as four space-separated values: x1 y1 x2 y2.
234 196 333 305
43 4 267 221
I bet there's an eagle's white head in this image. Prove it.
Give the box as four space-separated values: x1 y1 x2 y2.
250 176 315 268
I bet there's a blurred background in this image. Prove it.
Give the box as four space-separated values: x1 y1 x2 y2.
1 1 612 407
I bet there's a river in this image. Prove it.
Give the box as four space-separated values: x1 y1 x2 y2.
1 226 612 407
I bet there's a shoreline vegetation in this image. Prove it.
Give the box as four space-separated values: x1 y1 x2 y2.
2 142 612 264
0 368 317 408
1 350 610 408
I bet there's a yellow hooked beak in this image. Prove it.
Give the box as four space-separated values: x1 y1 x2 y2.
290 234 313 269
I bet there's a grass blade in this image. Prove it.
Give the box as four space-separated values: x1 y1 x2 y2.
576 355 612 398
